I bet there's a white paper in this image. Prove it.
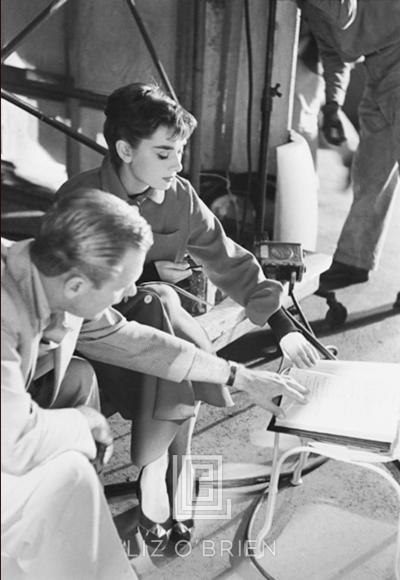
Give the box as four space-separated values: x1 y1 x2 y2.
275 361 400 445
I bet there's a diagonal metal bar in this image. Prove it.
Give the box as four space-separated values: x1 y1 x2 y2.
1 0 70 63
124 0 178 102
1 90 107 155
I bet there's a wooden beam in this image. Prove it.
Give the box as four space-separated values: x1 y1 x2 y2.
1 65 107 109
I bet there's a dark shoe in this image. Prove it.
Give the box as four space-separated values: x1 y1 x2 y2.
319 260 369 291
136 469 172 554
168 519 194 556
138 506 172 554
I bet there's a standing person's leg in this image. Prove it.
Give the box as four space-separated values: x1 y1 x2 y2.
333 90 399 271
2 451 136 580
322 54 400 289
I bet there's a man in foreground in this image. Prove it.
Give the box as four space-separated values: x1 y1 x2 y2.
1 189 153 579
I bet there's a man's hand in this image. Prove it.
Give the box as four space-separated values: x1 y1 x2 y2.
279 332 319 368
233 365 309 417
322 101 346 146
77 406 114 465
155 260 193 284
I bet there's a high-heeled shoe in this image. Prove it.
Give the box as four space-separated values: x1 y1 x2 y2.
137 506 172 553
169 518 194 555
136 469 172 554
166 472 198 554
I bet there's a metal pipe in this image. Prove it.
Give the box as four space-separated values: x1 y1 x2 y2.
1 0 70 63
189 0 206 193
1 90 107 155
2 77 107 110
257 0 278 236
282 306 337 360
124 0 178 102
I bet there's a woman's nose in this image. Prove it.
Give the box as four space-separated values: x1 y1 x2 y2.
171 153 183 172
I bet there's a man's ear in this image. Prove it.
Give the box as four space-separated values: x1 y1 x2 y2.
63 275 91 300
115 140 133 163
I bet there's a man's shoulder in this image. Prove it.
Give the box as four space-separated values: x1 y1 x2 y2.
1 271 28 337
56 167 102 197
1 240 36 332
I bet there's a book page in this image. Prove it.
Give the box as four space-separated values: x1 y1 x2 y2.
274 361 400 444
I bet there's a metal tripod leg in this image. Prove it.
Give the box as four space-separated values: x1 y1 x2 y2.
284 285 337 361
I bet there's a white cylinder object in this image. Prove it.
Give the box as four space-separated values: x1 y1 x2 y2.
273 131 319 251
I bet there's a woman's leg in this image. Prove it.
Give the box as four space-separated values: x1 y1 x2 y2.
148 283 213 349
149 284 214 526
167 402 201 522
138 451 170 523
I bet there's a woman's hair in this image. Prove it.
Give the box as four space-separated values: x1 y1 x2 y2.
103 83 197 166
31 188 153 287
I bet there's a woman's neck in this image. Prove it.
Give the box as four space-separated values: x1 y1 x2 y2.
118 164 149 196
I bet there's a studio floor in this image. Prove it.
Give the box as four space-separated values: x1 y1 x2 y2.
103 149 400 580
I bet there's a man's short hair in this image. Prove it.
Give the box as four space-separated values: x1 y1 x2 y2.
31 188 153 287
103 82 197 167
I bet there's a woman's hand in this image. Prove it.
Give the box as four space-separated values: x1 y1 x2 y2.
233 365 309 417
155 260 193 284
279 332 319 368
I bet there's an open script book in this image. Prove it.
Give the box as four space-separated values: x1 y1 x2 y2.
268 360 400 454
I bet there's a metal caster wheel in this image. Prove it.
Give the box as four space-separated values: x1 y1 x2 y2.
325 292 347 328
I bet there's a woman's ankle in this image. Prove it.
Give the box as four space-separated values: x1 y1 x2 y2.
139 460 170 523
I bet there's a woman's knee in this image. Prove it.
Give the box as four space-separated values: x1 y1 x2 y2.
145 283 182 315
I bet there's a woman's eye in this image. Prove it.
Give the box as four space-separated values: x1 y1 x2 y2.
157 153 169 160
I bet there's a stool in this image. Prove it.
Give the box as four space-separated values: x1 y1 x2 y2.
254 433 400 579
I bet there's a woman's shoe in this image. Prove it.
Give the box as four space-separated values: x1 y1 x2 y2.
136 468 172 554
169 519 194 555
138 506 172 554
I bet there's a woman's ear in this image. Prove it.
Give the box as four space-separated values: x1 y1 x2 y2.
63 275 90 300
116 140 133 163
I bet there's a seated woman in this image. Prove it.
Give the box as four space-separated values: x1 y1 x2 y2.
57 83 318 552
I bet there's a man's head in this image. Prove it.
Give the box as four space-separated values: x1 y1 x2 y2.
103 83 197 181
31 188 153 318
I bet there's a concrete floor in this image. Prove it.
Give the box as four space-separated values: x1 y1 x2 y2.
103 149 400 579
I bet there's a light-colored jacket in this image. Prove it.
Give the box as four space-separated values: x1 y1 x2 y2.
1 239 96 475
1 239 201 474
57 157 283 327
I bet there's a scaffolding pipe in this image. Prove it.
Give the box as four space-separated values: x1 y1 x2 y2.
257 0 278 236
1 0 70 63
1 90 107 155
125 0 178 102
189 0 206 194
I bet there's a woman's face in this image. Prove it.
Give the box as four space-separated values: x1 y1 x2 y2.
117 125 186 193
